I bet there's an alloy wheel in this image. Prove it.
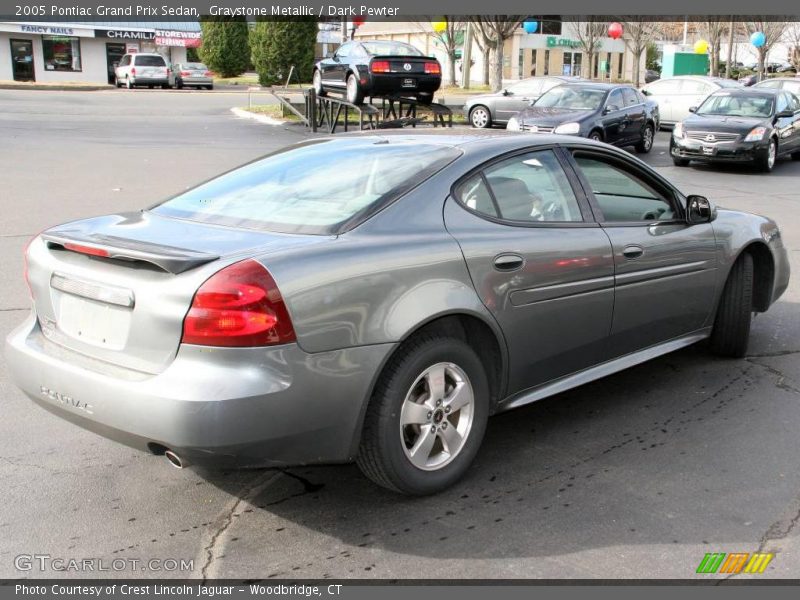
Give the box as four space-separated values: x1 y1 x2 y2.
768 140 776 169
399 362 475 471
346 76 358 103
471 107 489 128
643 126 654 150
313 70 322 94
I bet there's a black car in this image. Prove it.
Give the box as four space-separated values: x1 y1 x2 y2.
670 88 800 173
313 40 441 105
508 83 659 154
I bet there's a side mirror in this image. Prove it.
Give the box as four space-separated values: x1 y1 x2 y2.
641 89 650 96
776 109 795 118
603 105 619 114
688 106 698 113
687 195 715 224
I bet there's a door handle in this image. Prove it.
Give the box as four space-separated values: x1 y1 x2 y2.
493 253 524 271
622 245 644 259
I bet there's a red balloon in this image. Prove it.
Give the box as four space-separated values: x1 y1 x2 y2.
608 22 623 40
353 16 365 27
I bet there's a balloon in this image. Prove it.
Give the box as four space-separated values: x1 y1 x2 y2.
694 39 709 54
608 22 623 40
432 21 447 33
523 21 538 34
750 31 766 48
352 16 365 27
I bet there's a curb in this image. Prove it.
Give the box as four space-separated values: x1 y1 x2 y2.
230 107 287 126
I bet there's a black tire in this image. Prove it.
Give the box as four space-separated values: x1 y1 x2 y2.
672 156 690 166
176 80 183 89
709 252 754 358
114 77 121 88
417 92 434 105
207 85 214 90
756 138 777 173
161 84 170 90
469 105 492 129
312 69 327 97
792 151 800 161
346 73 364 104
356 334 490 495
588 130 603 142
635 123 655 153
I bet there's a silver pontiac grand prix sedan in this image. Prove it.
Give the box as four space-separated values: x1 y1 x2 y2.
5 132 790 495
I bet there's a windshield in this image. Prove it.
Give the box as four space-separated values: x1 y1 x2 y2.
534 87 606 110
696 93 774 118
152 139 460 235
361 42 424 57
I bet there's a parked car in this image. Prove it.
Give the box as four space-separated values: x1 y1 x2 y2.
642 76 740 127
8 132 788 494
670 88 800 172
776 63 797 74
172 62 214 90
464 76 586 128
507 83 659 153
739 73 760 87
753 76 800 97
312 40 441 105
114 53 172 89
645 69 661 83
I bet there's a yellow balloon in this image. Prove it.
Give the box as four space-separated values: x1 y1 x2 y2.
694 40 709 54
432 21 447 33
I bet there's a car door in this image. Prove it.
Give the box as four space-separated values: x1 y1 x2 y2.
567 148 719 359
324 43 351 86
775 92 800 154
443 147 615 394
643 78 683 124
495 79 545 121
600 89 626 145
622 87 647 144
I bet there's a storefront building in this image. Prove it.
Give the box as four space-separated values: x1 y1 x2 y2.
0 21 201 84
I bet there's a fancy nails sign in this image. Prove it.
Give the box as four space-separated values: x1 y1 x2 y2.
154 29 202 48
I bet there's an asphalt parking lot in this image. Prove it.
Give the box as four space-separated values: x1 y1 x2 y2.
1 89 799 580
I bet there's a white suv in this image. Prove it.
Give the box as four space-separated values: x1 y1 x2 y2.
115 53 173 89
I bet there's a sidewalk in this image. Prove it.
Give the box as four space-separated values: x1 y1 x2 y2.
0 80 113 91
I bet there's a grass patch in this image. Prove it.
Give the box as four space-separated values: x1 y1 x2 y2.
214 74 259 86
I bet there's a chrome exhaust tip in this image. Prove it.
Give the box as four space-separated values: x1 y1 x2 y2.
164 450 185 469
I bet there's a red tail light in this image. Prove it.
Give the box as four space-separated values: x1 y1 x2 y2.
130 67 136 75
181 259 296 348
371 60 391 73
424 61 441 75
63 243 110 258
203 71 212 77
180 70 191 77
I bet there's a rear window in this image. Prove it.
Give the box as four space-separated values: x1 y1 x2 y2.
151 139 461 235
361 42 424 57
184 62 207 70
134 55 166 67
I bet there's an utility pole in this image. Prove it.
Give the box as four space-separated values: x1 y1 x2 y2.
462 21 473 89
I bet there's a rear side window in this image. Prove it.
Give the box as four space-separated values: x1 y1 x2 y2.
134 55 166 67
152 139 460 235
573 154 675 222
645 79 682 95
456 150 583 223
119 55 131 66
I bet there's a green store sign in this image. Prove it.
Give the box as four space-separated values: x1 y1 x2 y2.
546 36 582 49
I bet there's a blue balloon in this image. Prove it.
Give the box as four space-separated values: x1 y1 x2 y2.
523 21 538 34
750 32 766 48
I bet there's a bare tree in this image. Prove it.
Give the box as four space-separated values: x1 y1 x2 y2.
566 17 606 80
616 18 661 85
725 19 737 79
785 22 800 72
415 17 465 87
701 18 727 76
470 17 525 91
744 19 789 78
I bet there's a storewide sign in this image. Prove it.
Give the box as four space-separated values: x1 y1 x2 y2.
155 29 202 48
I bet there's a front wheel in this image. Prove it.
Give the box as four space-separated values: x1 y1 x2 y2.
346 73 364 104
312 69 327 97
635 123 655 153
588 130 603 142
672 157 690 166
709 252 754 358
356 334 489 495
756 138 777 173
469 105 492 129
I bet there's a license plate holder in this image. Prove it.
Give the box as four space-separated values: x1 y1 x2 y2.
401 78 417 88
702 145 716 155
57 294 131 349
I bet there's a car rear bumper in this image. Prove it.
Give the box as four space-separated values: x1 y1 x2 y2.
131 77 169 86
5 313 394 468
365 73 441 96
670 137 768 163
179 78 213 86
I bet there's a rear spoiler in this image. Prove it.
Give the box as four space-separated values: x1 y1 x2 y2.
41 232 219 274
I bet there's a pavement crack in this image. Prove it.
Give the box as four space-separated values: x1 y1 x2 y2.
198 470 282 583
745 359 800 396
263 470 325 507
746 349 800 358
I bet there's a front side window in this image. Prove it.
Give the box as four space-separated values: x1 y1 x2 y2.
153 139 460 235
335 43 351 59
508 79 543 96
573 154 676 222
42 36 81 72
606 89 624 111
776 93 790 114
456 150 583 223
535 86 606 110
119 55 131 67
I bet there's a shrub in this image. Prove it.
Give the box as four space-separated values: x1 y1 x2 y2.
250 19 318 86
199 17 250 78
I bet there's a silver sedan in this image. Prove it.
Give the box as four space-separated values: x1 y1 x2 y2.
5 132 789 495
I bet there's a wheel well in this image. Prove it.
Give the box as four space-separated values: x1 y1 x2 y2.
469 104 490 116
741 242 774 312
400 314 505 411
589 128 604 140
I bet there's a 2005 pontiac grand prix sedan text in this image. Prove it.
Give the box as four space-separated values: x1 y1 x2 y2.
4 132 790 495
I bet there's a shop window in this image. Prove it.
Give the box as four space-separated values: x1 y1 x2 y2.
617 53 624 80
43 36 81 72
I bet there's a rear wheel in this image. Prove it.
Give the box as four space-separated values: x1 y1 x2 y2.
709 252 754 358
356 334 489 495
207 85 214 91
312 69 327 97
469 105 492 129
176 79 183 89
635 123 655 153
346 73 364 104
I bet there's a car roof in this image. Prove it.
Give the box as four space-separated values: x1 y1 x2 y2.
560 82 630 91
756 77 800 83
710 87 780 96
